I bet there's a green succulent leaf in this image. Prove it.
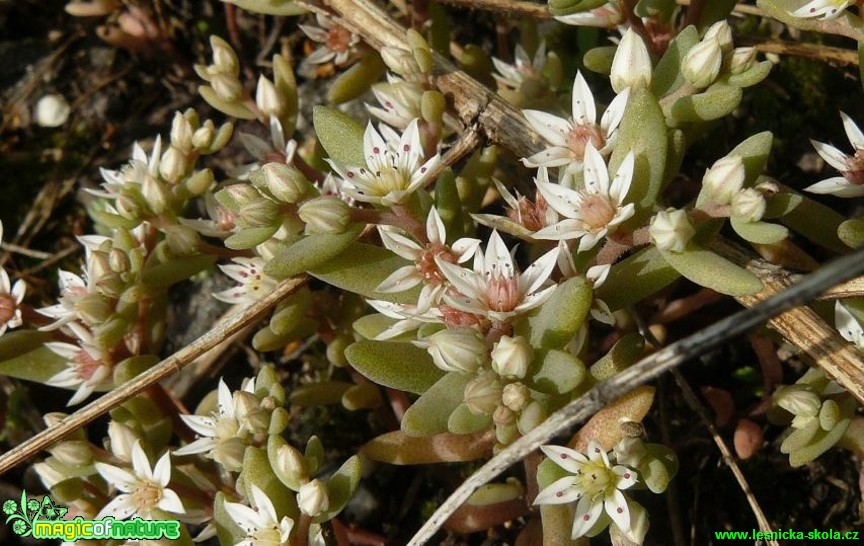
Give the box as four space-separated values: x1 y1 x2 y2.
315 456 362 523
223 0 307 15
141 253 216 287
582 46 617 75
659 245 762 296
780 193 848 252
328 53 387 104
309 242 421 304
361 430 492 464
526 349 587 396
651 25 699 97
199 86 256 119
547 0 607 16
696 0 737 26
524 276 593 349
239 447 298 518
0 344 68 385
838 218 864 248
313 105 366 166
728 61 773 88
448 403 493 434
290 381 354 406
402 372 472 436
214 493 246 546
730 218 789 244
728 132 774 187
639 443 679 493
224 226 281 250
345 340 445 394
0 330 53 362
670 84 743 123
763 191 802 219
596 246 680 311
264 226 361 280
590 333 645 381
609 87 668 226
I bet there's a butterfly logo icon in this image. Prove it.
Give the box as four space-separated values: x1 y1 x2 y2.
39 496 68 521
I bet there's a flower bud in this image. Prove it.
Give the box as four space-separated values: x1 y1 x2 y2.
170 112 194 151
276 443 309 485
682 37 723 89
49 441 93 467
107 421 139 462
613 437 647 468
501 382 531 412
34 461 65 489
109 248 130 273
610 28 652 93
210 73 244 102
463 371 502 415
299 196 352 234
381 46 419 78
259 163 312 204
493 404 516 426
702 155 745 205
192 123 216 150
214 438 246 472
256 75 285 118
731 188 766 222
44 412 68 428
239 198 280 227
159 146 187 183
516 400 547 435
165 225 201 255
819 399 840 431
185 168 215 196
649 208 695 253
142 175 169 214
298 479 330 517
220 184 262 210
774 384 821 417
414 328 489 374
490 335 533 379
730 47 757 74
704 20 733 54
210 36 239 76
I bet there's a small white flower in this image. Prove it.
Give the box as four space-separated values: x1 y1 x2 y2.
533 144 636 252
299 14 359 67
0 222 26 337
836 301 864 349
436 230 559 323
297 479 330 517
326 119 440 206
413 327 489 374
492 43 547 92
534 441 638 539
213 257 278 305
472 173 559 241
522 71 629 170
94 440 185 520
175 379 245 461
224 484 294 546
364 298 444 340
376 207 480 303
702 155 745 205
90 137 162 200
790 0 851 21
682 37 723 89
45 323 112 406
805 112 864 197
234 118 298 179
554 2 623 28
366 74 423 130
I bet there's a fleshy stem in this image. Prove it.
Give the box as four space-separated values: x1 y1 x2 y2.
349 204 427 242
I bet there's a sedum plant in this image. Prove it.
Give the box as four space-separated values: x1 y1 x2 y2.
4 0 864 543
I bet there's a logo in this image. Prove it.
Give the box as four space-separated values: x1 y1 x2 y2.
4 491 181 541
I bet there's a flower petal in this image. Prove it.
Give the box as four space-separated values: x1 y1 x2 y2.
533 475 582 505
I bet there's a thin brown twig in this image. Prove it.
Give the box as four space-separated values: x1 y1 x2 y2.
0 277 306 476
437 0 549 18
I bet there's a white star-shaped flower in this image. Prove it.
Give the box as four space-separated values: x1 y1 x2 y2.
376 206 480 305
472 172 559 241
435 230 559 323
0 221 26 337
327 119 440 206
522 71 629 170
45 323 113 406
805 111 864 197
790 0 851 20
94 440 185 520
366 74 423 131
224 484 295 546
175 379 247 461
553 2 623 27
213 257 278 305
533 143 635 251
535 441 638 539
299 13 360 68
90 137 162 199
492 42 547 92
